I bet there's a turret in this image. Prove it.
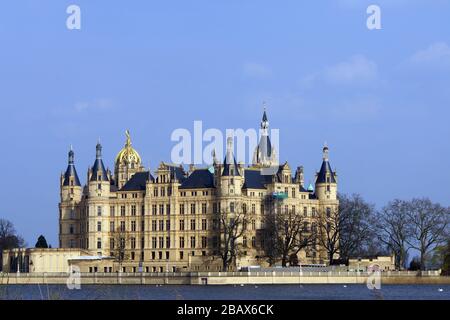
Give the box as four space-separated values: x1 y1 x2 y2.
314 144 337 200
88 141 110 198
294 166 305 187
219 137 243 196
60 146 82 202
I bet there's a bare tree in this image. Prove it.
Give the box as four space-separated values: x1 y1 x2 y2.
406 198 449 270
338 194 377 260
0 219 26 272
317 207 340 265
215 202 249 271
0 219 25 250
264 208 316 267
111 227 130 270
375 199 411 270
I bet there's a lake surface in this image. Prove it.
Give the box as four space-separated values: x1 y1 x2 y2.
1 284 450 300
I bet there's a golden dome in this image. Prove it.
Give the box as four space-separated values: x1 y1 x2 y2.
115 130 142 166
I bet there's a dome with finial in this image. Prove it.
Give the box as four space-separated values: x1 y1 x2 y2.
115 130 142 166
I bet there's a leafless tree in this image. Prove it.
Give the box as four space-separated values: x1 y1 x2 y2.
215 202 249 271
0 218 25 250
338 194 377 260
317 206 340 265
375 199 411 270
405 198 449 270
111 227 130 270
264 208 316 267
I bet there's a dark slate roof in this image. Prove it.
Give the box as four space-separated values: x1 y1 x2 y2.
90 159 109 181
222 156 240 176
63 164 81 186
242 169 272 189
255 135 272 158
316 160 336 184
179 169 215 189
168 165 186 182
120 171 154 191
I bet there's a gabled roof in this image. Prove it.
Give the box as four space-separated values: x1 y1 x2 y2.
179 169 215 189
316 160 336 184
120 171 154 191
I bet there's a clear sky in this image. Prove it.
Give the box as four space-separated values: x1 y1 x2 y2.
0 0 449 246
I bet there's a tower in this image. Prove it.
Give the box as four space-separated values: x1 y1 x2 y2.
314 144 338 200
114 130 143 189
59 147 82 248
219 137 243 197
252 107 277 167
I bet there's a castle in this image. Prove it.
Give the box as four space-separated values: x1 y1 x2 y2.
58 111 338 272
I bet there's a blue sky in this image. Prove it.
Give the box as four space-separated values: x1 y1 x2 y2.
0 0 449 246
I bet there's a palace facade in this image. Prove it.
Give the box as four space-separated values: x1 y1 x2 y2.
58 111 338 272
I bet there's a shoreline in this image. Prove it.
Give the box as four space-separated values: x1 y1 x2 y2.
2 272 450 285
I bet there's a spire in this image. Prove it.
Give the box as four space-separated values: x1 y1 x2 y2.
261 102 269 130
322 142 329 161
316 144 336 184
222 137 240 176
63 147 81 186
96 141 102 159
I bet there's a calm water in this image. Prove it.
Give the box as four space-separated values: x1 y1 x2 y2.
1 284 450 300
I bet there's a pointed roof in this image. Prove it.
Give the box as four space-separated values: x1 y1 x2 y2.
262 109 268 122
63 148 81 186
222 137 240 176
90 142 109 182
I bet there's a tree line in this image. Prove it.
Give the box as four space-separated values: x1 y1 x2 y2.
213 195 450 272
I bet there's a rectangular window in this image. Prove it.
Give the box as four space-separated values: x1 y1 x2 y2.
131 221 136 232
202 219 207 230
166 220 171 231
166 204 171 215
159 220 164 231
110 221 115 232
201 203 207 214
251 203 256 214
212 203 218 214
131 205 136 216
141 220 145 231
152 220 157 231
190 203 196 215
131 237 136 249
230 202 235 213
120 221 125 232
97 221 102 232
97 238 102 249
180 219 185 231
180 237 185 248
190 236 196 248
152 237 157 249
166 237 171 249
120 206 126 216
180 204 185 215
110 206 115 217
159 237 164 248
190 219 196 231
97 206 102 216
159 204 164 215
141 205 145 216
201 236 207 249
152 204 157 215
